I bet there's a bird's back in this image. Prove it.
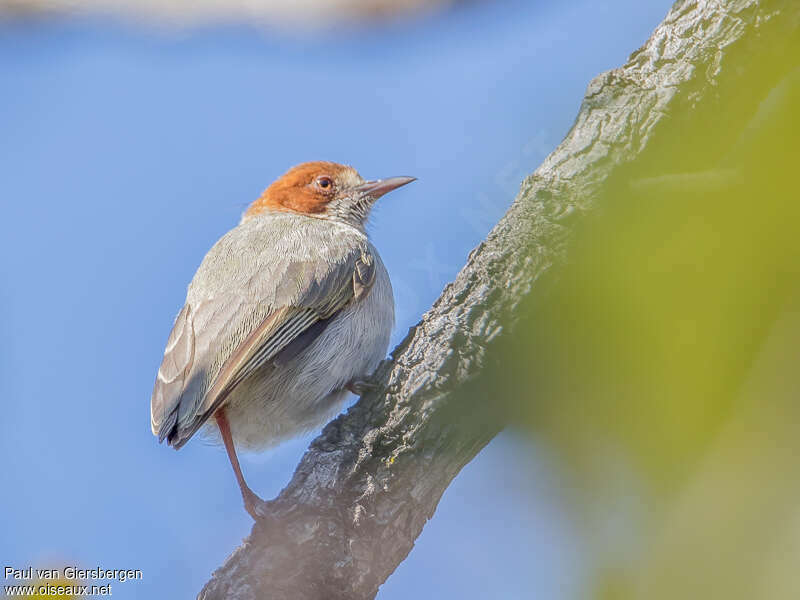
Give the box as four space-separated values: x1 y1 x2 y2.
151 212 393 449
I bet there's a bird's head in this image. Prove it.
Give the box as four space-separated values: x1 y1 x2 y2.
243 161 415 229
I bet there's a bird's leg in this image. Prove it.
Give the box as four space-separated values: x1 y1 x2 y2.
346 378 379 396
215 409 267 520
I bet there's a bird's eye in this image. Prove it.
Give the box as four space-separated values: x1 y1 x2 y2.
316 176 333 190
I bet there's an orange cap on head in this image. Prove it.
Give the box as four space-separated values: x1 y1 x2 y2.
243 161 415 227
244 161 358 220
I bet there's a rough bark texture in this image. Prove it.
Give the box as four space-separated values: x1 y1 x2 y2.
199 1 795 598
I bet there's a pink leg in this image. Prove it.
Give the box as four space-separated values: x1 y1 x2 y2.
215 409 265 520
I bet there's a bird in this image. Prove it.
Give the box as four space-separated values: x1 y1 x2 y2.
150 161 415 519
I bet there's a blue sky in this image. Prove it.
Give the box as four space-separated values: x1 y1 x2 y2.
0 1 671 597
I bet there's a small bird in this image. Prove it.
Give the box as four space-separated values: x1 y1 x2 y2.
151 161 415 519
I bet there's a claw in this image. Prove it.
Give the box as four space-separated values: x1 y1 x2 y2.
243 488 270 521
347 378 378 396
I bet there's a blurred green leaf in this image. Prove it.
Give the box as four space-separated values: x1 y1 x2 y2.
499 14 800 600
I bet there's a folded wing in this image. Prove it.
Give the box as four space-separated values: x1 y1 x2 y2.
150 224 376 449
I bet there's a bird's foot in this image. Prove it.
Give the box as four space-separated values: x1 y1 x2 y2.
242 487 271 521
347 378 379 396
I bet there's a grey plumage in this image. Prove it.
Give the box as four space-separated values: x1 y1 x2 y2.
151 212 394 450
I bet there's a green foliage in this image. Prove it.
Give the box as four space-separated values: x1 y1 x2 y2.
502 19 800 600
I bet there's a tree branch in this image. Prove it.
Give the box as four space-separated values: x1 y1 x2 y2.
198 1 794 598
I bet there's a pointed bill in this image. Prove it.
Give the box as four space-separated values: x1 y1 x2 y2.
355 176 416 200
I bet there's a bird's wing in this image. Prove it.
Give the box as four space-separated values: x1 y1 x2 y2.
150 226 377 449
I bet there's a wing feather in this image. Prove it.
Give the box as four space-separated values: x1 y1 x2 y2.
151 304 194 440
150 217 379 449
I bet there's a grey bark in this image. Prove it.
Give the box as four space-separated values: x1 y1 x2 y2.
198 1 796 598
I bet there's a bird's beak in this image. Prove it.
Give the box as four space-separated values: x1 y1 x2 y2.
355 176 416 200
